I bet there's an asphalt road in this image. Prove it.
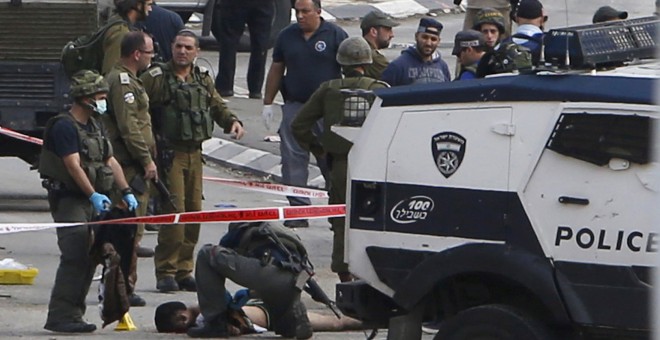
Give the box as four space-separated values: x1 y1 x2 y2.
0 2 656 338
0 157 436 339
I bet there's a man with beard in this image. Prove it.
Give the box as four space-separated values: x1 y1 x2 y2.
141 29 245 293
102 0 153 75
360 10 399 79
381 17 451 86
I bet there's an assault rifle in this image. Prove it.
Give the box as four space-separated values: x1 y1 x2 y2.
257 225 342 319
129 174 177 211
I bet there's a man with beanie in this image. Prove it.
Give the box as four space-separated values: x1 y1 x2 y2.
381 17 451 86
360 10 399 79
453 30 488 80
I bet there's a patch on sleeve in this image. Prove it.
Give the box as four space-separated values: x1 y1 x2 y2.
119 72 131 85
124 92 135 104
148 67 163 77
374 80 390 88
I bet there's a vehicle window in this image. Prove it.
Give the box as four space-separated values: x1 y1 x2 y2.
546 113 651 166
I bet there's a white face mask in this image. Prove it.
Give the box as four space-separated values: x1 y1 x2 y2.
93 99 108 115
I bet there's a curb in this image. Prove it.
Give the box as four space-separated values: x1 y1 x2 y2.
321 0 461 21
202 137 326 188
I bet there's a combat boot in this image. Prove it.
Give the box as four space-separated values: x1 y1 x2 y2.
273 299 313 339
186 315 228 338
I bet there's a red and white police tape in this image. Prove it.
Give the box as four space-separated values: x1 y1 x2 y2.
0 125 337 233
0 204 346 235
203 176 328 199
0 126 329 199
0 126 43 145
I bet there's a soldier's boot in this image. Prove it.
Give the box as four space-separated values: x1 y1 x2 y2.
273 299 313 340
186 314 228 338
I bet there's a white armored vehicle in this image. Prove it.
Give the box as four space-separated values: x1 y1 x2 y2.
335 17 658 339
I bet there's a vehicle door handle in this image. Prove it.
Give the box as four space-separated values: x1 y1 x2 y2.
558 196 589 205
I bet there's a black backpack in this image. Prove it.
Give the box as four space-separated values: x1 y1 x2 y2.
60 17 125 77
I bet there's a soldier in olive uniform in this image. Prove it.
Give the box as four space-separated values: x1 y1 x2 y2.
103 31 157 305
360 10 399 79
140 30 245 293
40 70 138 333
291 37 388 282
102 0 153 75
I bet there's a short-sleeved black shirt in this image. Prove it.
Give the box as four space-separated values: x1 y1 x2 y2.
44 117 94 158
272 19 348 102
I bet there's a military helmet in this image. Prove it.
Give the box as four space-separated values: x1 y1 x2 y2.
336 37 373 66
472 7 506 33
69 70 109 99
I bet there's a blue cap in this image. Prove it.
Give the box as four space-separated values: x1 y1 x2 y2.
417 17 443 36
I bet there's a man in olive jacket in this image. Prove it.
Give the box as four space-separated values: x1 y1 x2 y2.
291 37 388 282
141 29 245 293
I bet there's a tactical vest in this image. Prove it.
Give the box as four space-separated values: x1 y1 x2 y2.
234 223 308 270
39 114 114 194
322 76 382 155
160 63 214 143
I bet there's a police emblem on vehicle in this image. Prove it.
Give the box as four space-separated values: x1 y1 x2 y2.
431 132 466 178
390 196 435 224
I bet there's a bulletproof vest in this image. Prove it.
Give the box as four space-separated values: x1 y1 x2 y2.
39 114 114 194
234 223 308 269
321 76 381 155
160 63 214 143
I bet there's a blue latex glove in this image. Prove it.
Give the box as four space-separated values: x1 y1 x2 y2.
123 193 138 211
89 192 111 214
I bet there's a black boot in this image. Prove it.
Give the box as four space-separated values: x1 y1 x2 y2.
186 315 228 338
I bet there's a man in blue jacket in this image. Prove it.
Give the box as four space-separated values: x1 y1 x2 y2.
381 17 451 86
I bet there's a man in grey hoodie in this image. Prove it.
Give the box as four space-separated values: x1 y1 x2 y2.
381 17 451 86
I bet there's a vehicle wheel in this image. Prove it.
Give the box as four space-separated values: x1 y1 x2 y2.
433 304 556 340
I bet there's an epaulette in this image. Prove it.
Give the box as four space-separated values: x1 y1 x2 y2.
119 72 130 85
195 65 211 77
148 66 163 77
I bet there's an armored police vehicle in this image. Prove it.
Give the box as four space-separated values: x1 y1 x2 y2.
335 17 658 339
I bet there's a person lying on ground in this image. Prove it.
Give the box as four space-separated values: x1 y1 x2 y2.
155 289 363 336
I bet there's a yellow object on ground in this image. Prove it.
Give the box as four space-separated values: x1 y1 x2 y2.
0 268 39 285
115 313 137 331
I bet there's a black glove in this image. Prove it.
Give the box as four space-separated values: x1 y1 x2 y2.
453 0 462 5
